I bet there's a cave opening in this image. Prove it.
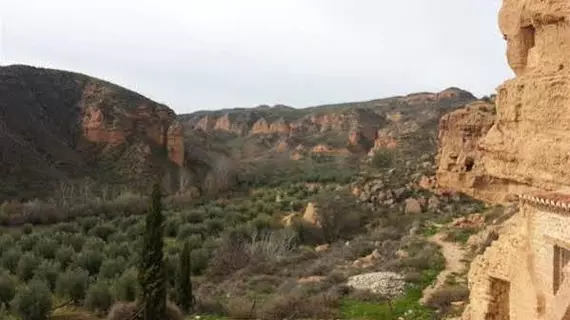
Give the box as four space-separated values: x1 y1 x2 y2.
465 157 475 172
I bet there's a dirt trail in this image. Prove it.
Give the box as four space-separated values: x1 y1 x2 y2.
419 232 466 305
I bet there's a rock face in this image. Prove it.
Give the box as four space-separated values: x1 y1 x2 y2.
0 65 187 200
435 101 497 200
437 0 570 203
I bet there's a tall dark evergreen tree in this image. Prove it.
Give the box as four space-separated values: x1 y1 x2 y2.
175 241 194 314
138 183 167 320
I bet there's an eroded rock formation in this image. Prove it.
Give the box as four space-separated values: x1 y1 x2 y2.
437 0 570 203
435 101 498 199
180 87 477 158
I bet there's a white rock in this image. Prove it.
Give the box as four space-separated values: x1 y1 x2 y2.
347 272 405 298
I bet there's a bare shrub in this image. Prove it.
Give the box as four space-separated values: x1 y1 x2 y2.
204 157 236 195
248 228 296 261
226 296 256 319
313 191 372 243
208 234 251 277
258 290 340 320
425 285 469 310
106 301 184 320
106 302 137 320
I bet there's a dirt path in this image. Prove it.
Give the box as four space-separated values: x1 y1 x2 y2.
419 232 466 305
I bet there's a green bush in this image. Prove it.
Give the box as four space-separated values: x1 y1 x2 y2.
0 234 15 253
73 249 104 275
12 280 52 320
33 260 61 292
113 268 138 302
105 242 131 260
33 238 58 260
1 248 21 273
61 233 85 252
18 234 39 251
84 281 114 314
88 224 116 241
54 246 75 269
372 149 395 169
82 237 106 252
17 253 40 282
98 257 126 280
55 268 89 303
0 272 16 306
314 191 372 243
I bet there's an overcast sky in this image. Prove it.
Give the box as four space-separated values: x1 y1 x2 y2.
1 0 511 113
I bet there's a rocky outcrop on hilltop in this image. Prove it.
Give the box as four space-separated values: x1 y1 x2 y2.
180 88 478 158
436 0 570 203
0 65 189 200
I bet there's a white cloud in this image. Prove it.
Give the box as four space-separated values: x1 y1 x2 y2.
1 0 511 113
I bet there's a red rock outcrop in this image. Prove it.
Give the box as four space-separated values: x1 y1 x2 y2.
250 117 270 135
167 121 185 166
214 113 250 135
195 115 216 132
269 118 291 135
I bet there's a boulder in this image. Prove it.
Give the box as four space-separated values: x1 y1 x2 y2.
302 202 320 226
315 244 330 253
404 198 423 214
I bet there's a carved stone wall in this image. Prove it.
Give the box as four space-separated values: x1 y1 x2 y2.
463 191 570 319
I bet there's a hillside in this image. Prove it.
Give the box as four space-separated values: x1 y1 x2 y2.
0 65 479 203
179 87 478 160
0 65 184 201
0 64 504 320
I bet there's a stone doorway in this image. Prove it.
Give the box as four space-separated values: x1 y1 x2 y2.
486 277 510 320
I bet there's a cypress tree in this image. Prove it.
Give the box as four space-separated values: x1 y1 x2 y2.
138 183 167 320
175 241 194 314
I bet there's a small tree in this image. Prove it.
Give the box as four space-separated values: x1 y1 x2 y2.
84 281 113 314
315 191 372 243
55 268 89 304
16 253 40 282
372 149 395 169
113 268 138 302
138 183 167 319
0 272 15 307
12 280 52 320
175 242 195 313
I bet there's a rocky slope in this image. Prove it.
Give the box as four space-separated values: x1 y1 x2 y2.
0 65 187 201
179 88 478 160
436 0 570 203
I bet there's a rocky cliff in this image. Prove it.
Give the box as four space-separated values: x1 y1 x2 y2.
180 87 478 159
436 0 570 203
0 65 186 200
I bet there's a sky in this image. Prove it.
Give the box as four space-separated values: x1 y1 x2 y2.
1 0 512 114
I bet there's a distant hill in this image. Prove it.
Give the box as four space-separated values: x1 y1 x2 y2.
0 64 481 201
0 65 183 201
179 87 478 159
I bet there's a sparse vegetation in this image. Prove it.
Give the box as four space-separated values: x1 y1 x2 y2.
372 149 396 169
0 146 486 320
